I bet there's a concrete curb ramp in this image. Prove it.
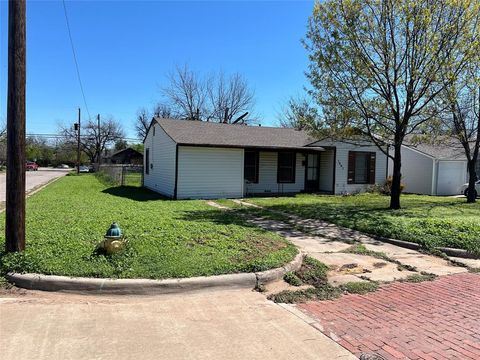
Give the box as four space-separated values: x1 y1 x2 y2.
7 252 304 295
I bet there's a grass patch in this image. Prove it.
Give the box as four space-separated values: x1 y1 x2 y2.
342 243 390 261
0 276 12 290
0 175 297 279
283 271 303 286
214 199 244 209
247 194 480 254
268 285 341 303
295 256 330 286
339 281 379 294
401 273 437 283
269 256 380 303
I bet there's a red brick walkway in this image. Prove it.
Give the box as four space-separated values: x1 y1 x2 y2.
298 273 480 360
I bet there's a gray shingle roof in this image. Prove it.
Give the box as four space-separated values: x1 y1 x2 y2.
155 118 323 150
403 136 466 160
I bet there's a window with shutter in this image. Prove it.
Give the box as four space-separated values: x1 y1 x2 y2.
347 151 376 184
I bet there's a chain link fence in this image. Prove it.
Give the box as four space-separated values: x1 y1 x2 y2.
97 164 144 187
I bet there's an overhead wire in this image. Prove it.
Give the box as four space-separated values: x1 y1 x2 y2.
61 0 92 122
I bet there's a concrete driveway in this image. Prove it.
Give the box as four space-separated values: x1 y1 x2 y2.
0 168 69 204
0 289 355 360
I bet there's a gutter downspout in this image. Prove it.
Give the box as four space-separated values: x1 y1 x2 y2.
431 159 438 196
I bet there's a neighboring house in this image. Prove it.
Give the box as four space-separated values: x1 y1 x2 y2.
388 140 468 196
143 118 387 199
108 147 143 165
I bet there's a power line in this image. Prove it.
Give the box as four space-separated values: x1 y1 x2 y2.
62 0 92 122
26 133 141 142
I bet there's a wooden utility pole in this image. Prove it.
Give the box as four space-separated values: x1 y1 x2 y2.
76 108 81 174
6 0 27 253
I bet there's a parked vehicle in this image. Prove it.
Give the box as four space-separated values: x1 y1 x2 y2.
26 161 39 171
79 165 90 173
57 164 70 169
460 180 480 198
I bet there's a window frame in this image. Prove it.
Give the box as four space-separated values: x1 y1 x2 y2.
277 151 296 184
244 150 260 183
347 151 376 185
145 148 150 175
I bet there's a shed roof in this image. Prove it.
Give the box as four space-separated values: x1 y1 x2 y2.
110 147 143 158
403 136 466 161
155 118 324 151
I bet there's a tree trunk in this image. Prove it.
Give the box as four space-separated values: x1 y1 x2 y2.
389 144 402 210
466 159 477 203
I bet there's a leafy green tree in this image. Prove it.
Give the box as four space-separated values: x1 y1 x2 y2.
305 0 480 209
277 96 319 130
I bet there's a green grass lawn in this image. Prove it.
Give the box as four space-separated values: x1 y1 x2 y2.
0 175 296 279
247 193 480 254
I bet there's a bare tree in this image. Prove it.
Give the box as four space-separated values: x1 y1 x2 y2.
61 116 125 163
161 65 256 123
134 107 151 140
135 103 175 139
163 64 207 120
277 96 319 130
153 103 173 118
208 72 255 123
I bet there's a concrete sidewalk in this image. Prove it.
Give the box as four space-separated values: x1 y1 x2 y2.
230 200 480 284
0 289 355 360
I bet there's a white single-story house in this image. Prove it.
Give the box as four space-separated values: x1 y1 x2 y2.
388 140 468 196
143 118 388 199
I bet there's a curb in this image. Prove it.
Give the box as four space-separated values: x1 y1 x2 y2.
370 235 480 259
6 252 304 295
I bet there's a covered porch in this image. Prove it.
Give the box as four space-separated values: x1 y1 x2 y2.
243 147 336 197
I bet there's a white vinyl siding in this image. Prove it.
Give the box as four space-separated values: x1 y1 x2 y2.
388 146 434 195
143 123 176 197
244 152 305 195
309 140 387 194
435 161 468 196
388 146 467 196
177 146 244 199
319 149 335 192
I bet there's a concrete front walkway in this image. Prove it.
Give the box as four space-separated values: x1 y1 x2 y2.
0 289 355 360
230 200 480 284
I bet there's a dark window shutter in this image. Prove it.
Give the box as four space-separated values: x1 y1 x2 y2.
369 153 376 184
347 151 355 184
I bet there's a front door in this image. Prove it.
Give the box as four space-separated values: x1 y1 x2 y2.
305 153 320 192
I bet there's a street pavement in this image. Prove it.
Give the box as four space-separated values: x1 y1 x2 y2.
0 167 69 204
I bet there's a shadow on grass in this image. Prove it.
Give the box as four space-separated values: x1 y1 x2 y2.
178 207 267 231
102 186 169 202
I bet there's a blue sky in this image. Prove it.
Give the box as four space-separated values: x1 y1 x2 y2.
0 0 314 140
